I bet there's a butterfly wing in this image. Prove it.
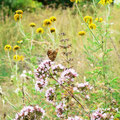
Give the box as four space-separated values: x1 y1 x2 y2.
47 49 58 61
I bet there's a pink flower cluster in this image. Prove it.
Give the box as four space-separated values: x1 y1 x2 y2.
45 87 55 103
77 82 93 90
52 64 65 75
35 80 48 92
91 108 115 120
35 60 53 79
58 69 78 84
35 60 53 92
56 102 66 118
14 105 45 120
68 116 83 120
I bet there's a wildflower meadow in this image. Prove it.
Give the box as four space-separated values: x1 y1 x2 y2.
0 0 120 120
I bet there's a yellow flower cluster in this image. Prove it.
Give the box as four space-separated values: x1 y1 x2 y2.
14 10 23 21
43 19 52 27
50 27 56 33
89 23 96 29
4 45 21 51
95 17 103 22
99 0 113 5
78 31 86 36
43 16 56 27
13 45 20 51
70 0 80 3
36 28 44 34
50 16 56 22
4 45 12 51
29 23 36 27
13 55 24 61
84 16 96 30
17 40 23 44
84 16 93 24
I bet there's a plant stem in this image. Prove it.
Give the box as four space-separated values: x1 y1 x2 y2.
22 77 25 104
51 76 86 111
30 28 34 54
8 51 12 70
16 51 18 81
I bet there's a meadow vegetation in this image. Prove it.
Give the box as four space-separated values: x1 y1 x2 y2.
0 0 120 119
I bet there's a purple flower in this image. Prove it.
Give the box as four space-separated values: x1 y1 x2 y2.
52 64 65 75
35 79 48 92
58 69 78 84
56 102 66 118
45 88 55 103
35 60 53 80
68 116 83 120
14 105 45 120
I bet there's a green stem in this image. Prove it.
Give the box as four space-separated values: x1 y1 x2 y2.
8 51 12 70
30 28 34 54
16 51 18 81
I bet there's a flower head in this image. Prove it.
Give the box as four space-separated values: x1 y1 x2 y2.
17 40 23 44
35 80 48 92
70 0 80 3
95 17 103 22
45 88 55 103
36 28 44 34
50 16 56 22
14 14 22 21
84 16 93 24
99 0 113 5
43 19 51 27
20 55 24 61
13 55 20 61
4 45 12 51
89 23 96 29
78 31 86 36
56 102 66 118
68 116 83 120
15 10 23 14
52 64 65 75
58 69 78 84
14 105 45 120
29 22 36 27
50 27 56 33
13 45 20 51
35 60 53 79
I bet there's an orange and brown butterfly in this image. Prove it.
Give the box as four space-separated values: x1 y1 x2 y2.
47 48 58 61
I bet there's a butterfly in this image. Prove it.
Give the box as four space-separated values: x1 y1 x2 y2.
47 48 58 61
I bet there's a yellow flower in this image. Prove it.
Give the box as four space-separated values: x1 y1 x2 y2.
17 40 23 44
43 19 52 27
89 23 96 29
84 16 93 24
15 10 23 14
4 45 12 51
70 0 75 2
14 14 22 21
50 27 56 33
70 0 80 3
29 23 36 27
13 45 20 51
95 17 103 22
13 55 20 61
36 28 44 34
50 16 56 22
98 0 113 5
78 31 86 36
20 55 24 61
114 118 119 120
